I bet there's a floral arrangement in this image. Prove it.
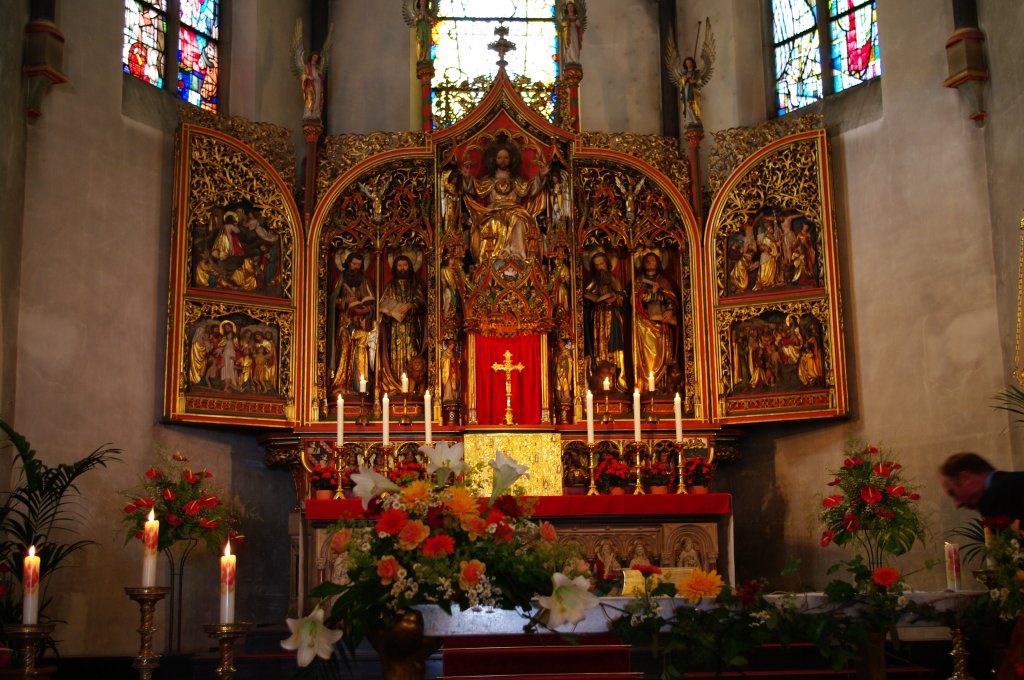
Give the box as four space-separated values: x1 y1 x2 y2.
122 452 245 554
640 459 674 487
681 456 714 488
978 516 1024 620
594 455 632 492
309 463 339 491
818 440 924 568
283 445 597 669
387 459 427 486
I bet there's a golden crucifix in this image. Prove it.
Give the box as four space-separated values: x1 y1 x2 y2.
491 350 525 426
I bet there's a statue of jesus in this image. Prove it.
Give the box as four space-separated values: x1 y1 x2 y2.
459 139 549 265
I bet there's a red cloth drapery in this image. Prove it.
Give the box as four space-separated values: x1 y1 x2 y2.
474 334 542 425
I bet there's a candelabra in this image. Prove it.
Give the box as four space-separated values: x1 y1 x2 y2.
399 391 412 426
331 443 347 499
675 442 687 494
356 391 370 426
203 622 252 680
630 442 645 495
586 443 598 496
947 626 975 680
125 586 170 680
5 623 54 678
381 442 397 475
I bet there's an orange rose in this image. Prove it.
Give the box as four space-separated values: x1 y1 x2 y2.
329 528 352 554
539 521 557 542
870 566 901 589
459 559 486 590
397 520 430 550
377 555 400 585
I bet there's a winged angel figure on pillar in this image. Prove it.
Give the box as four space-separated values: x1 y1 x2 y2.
291 18 334 121
554 0 587 65
401 0 440 65
666 19 715 128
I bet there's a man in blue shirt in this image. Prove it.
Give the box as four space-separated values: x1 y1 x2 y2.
939 452 1024 523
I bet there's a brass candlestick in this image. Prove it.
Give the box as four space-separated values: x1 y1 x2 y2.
331 443 346 499
675 442 687 494
5 623 54 677
382 442 396 475
646 392 658 423
947 626 975 680
400 392 411 426
586 443 598 496
356 390 370 426
203 622 252 680
631 442 645 495
601 389 612 424
125 586 170 680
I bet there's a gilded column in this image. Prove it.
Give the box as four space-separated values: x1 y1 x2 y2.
683 127 704 226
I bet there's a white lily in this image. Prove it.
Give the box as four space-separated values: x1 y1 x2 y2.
488 449 529 503
350 465 401 509
281 607 343 667
420 441 467 487
537 572 600 629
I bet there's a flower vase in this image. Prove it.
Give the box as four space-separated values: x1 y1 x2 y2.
855 630 886 680
314 489 334 500
686 485 708 494
609 487 627 496
367 610 442 680
649 485 670 494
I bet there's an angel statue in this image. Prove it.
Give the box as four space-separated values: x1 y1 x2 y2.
291 18 334 121
402 0 439 65
555 0 587 65
666 19 715 128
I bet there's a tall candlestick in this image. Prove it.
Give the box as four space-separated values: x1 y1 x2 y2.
382 393 390 445
336 395 344 446
359 374 367 394
585 390 595 444
142 510 158 587
673 393 683 442
632 388 641 442
423 390 433 444
401 372 409 393
22 545 39 624
647 371 655 393
220 541 236 624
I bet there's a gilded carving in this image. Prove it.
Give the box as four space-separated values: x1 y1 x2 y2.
180 110 296 186
708 113 822 197
578 132 690 195
432 73 558 130
318 132 427 198
184 134 296 301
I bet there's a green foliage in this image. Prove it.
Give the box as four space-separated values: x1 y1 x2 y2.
0 419 120 635
946 517 987 566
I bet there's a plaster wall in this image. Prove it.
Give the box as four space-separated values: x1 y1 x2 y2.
0 2 28 424
14 0 297 656
722 0 1013 590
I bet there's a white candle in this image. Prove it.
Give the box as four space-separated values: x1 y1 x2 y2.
673 392 683 442
602 376 610 392
382 393 390 445
220 541 236 624
633 388 641 442
648 371 655 393
423 390 433 444
22 546 39 624
359 374 367 393
142 509 158 587
336 395 344 446
585 390 595 444
401 372 409 393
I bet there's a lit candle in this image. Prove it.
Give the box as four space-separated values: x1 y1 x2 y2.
220 541 236 624
585 390 595 444
22 545 40 624
336 395 344 446
602 376 610 392
673 393 683 442
359 374 367 394
423 390 432 444
401 372 409 393
648 371 655 393
382 393 390 445
142 509 158 587
633 388 641 442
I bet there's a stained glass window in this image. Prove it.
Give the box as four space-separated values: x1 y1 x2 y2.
772 0 879 116
432 0 558 127
123 0 220 112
